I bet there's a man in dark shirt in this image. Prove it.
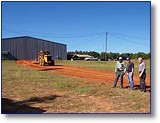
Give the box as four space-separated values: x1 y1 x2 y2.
126 57 134 89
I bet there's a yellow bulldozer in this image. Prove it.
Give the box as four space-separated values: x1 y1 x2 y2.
33 50 55 66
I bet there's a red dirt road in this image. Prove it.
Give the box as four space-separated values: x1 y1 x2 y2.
16 60 150 88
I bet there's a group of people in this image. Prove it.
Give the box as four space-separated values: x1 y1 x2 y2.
113 57 147 92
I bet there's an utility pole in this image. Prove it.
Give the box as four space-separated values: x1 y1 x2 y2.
105 32 108 61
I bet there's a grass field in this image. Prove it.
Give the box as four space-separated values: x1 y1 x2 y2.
2 60 150 113
55 60 150 76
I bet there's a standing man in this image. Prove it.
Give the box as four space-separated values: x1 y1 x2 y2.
138 57 146 92
113 57 126 88
126 57 134 89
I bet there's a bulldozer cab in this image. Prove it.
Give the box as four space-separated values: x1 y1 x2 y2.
39 50 50 55
44 54 52 62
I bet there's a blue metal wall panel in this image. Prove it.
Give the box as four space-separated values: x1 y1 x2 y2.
1 36 67 60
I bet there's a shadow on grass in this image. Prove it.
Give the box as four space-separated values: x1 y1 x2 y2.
20 95 61 104
39 68 63 71
125 84 150 93
2 95 61 114
54 65 63 66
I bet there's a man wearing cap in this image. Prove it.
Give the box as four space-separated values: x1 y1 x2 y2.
138 57 146 92
126 57 134 89
113 57 126 88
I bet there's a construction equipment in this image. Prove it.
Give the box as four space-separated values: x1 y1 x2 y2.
33 50 55 66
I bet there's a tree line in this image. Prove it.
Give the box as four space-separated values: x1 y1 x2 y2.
67 51 150 60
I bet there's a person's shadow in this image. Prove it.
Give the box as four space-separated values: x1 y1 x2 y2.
125 84 150 93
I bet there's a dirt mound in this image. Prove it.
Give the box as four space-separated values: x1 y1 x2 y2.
16 60 150 88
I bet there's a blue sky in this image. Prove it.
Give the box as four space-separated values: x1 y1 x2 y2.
2 1 150 53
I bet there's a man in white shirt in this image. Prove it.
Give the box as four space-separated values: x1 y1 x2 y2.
113 57 126 88
138 57 146 92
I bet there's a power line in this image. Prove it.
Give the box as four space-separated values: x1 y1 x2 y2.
3 27 150 40
2 27 150 50
110 31 150 40
110 33 150 47
2 27 104 38
68 35 102 51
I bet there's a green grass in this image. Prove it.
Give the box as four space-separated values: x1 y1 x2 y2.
2 60 150 113
55 60 150 76
2 60 92 94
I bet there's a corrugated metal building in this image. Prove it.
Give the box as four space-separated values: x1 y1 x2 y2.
2 36 67 60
